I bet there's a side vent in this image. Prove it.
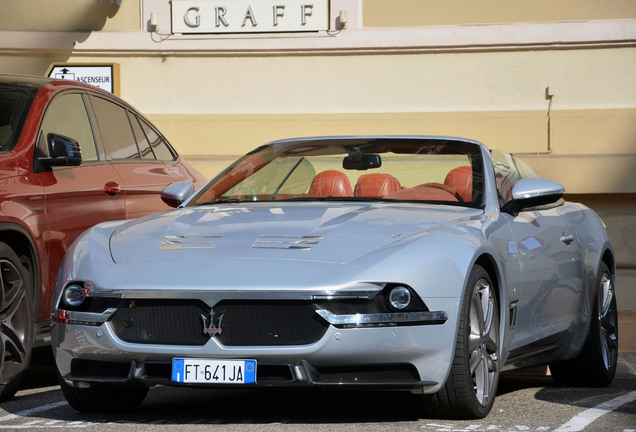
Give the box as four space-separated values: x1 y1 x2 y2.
509 300 519 329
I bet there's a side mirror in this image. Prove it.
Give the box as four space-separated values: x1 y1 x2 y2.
502 178 565 215
161 181 195 208
38 133 82 168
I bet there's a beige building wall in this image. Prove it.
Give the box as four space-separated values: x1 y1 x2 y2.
0 0 140 31
1 0 635 309
364 0 636 26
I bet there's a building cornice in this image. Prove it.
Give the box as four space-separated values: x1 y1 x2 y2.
1 19 635 56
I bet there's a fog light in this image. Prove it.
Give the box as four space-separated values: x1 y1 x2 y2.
63 284 87 308
388 286 411 310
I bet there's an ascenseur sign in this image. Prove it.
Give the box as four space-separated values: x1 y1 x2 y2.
46 63 119 94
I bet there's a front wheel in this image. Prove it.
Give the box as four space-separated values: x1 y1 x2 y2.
550 261 618 386
422 265 500 419
0 242 34 401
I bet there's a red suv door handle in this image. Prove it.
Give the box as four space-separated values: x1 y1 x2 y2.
104 181 121 197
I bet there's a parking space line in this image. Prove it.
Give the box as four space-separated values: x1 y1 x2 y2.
0 391 634 430
0 401 68 423
553 390 636 432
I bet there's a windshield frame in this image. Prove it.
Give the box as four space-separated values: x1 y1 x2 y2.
186 136 486 209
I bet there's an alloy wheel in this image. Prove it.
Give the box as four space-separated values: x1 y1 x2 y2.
0 258 31 385
468 278 499 406
598 272 618 372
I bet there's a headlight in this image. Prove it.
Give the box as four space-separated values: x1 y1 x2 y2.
388 286 412 310
63 284 88 308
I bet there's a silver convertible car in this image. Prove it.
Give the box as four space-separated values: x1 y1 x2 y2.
51 136 618 418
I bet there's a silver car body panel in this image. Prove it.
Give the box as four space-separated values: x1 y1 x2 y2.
50 136 613 393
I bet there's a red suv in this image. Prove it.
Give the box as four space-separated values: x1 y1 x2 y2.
0 74 205 399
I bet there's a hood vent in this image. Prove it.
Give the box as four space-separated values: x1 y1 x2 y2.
159 235 222 250
252 235 324 251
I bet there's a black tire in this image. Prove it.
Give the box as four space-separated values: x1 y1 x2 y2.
0 242 34 401
57 372 149 413
550 262 618 387
422 265 500 419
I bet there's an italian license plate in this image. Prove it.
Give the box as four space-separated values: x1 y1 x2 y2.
171 358 256 384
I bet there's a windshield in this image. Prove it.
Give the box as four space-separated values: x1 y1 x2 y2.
188 137 484 208
0 84 36 152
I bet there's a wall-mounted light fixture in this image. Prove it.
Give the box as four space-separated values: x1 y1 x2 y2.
338 10 348 30
150 13 159 32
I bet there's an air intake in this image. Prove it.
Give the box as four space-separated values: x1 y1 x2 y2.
159 235 222 250
251 235 324 250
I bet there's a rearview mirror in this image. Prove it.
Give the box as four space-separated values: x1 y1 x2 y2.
38 133 82 168
161 181 195 208
342 154 382 170
503 178 565 215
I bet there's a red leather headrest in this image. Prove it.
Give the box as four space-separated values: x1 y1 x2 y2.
354 173 401 197
307 170 353 197
444 166 472 201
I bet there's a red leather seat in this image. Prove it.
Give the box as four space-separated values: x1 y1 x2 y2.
307 170 353 197
386 186 458 202
444 166 472 201
354 173 401 197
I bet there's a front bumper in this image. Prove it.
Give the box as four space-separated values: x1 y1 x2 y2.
52 307 457 394
52 282 460 393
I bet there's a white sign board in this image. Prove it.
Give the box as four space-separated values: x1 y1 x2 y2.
171 0 329 34
48 65 115 93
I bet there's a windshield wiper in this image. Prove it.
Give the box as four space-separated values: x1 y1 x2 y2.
277 196 472 206
196 198 242 206
278 196 388 202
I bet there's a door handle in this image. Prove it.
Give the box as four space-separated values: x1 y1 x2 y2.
560 233 575 245
104 181 121 197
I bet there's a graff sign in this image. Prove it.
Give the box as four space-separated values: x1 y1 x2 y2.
171 0 329 34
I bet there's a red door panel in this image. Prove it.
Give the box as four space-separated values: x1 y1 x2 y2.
33 164 125 320
110 162 191 219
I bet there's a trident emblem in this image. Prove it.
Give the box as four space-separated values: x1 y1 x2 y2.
201 308 224 336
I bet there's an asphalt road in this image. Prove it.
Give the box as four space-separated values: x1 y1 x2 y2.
1 348 635 431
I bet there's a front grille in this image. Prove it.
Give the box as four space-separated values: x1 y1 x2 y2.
309 364 420 384
213 300 329 346
109 299 329 347
70 359 132 380
110 300 210 346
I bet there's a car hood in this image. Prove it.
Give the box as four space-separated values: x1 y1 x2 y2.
110 202 483 265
